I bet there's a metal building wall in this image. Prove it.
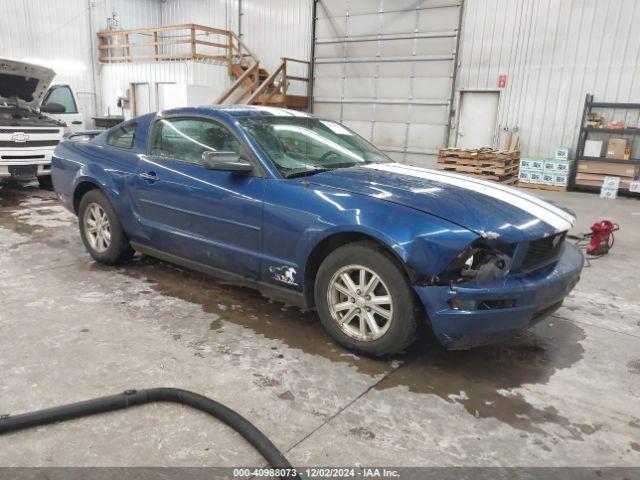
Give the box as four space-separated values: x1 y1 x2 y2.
102 0 163 29
312 0 463 167
160 0 312 74
0 0 97 125
241 0 313 73
454 0 640 159
160 0 238 31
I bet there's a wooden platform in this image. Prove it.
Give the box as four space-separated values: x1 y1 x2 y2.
437 148 520 183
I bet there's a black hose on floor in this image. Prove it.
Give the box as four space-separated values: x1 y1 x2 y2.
0 388 299 479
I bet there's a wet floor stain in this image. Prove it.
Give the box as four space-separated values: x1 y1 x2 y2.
113 255 394 376
627 359 640 374
0 182 76 252
116 255 597 438
1 181 599 439
374 321 596 438
349 426 376 440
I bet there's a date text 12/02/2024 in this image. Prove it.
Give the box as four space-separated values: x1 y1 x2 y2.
232 468 400 478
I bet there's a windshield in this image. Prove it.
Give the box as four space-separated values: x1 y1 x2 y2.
238 116 390 177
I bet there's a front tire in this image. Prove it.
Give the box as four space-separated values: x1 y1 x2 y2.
78 189 134 265
315 241 419 357
38 175 52 189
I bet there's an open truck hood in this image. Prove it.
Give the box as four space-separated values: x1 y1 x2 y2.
0 58 55 107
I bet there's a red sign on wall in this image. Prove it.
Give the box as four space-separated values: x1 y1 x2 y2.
498 75 507 89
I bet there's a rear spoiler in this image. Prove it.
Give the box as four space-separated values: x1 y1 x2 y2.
63 130 102 142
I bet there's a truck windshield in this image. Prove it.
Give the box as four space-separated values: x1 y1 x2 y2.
238 116 390 177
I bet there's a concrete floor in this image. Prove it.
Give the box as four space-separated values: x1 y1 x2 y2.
0 180 639 467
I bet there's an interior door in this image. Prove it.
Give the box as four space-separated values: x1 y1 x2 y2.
131 116 265 278
42 85 84 132
156 82 177 111
456 91 500 149
133 83 152 116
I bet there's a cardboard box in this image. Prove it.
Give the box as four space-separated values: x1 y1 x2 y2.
554 173 569 186
555 161 572 173
630 181 640 193
599 186 618 200
530 159 545 171
520 158 532 169
602 176 621 188
542 172 555 184
544 160 557 172
577 161 638 177
554 147 570 160
529 171 543 183
584 140 604 158
518 170 531 182
606 138 627 159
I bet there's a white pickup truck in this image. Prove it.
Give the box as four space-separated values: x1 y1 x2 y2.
0 59 84 188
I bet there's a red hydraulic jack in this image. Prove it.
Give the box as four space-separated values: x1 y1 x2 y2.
586 220 619 256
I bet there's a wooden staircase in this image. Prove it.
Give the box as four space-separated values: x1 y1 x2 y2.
97 23 310 110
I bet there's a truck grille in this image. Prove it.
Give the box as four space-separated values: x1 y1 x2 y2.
0 128 61 134
521 232 566 272
0 139 59 148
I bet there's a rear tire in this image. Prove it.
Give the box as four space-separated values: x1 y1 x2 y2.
78 189 134 265
314 241 419 357
37 175 52 189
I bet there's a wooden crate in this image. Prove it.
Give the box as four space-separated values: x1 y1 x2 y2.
437 148 520 183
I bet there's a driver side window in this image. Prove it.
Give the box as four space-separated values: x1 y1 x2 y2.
43 85 78 114
150 117 242 166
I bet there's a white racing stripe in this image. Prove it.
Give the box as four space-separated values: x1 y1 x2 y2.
366 163 574 232
400 163 576 225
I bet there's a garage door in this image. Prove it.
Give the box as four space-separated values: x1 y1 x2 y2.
312 0 462 167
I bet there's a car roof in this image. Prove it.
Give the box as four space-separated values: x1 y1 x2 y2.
156 105 313 120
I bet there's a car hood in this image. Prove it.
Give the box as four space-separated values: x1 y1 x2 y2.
0 58 55 107
308 163 576 244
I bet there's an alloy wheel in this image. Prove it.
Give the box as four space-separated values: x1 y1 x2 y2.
327 264 393 342
83 203 111 253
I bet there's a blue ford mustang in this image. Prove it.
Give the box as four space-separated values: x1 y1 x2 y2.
52 106 583 356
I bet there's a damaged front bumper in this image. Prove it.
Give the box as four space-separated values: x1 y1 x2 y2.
414 242 584 349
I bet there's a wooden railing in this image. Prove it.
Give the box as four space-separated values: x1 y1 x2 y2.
98 23 309 109
97 23 257 65
246 58 310 106
215 62 261 104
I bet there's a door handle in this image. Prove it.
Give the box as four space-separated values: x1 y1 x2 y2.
139 171 159 183
72 120 82 125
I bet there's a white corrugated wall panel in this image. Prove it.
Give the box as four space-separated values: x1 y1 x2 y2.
241 0 313 72
455 0 640 158
0 0 97 125
161 0 238 31
100 0 163 29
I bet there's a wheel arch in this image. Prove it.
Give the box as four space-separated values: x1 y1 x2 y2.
303 231 416 309
72 180 102 214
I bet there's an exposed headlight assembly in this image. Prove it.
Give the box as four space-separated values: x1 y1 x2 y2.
434 241 514 285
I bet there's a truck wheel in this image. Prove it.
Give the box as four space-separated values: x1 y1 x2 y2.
38 175 53 189
314 241 419 357
78 189 134 265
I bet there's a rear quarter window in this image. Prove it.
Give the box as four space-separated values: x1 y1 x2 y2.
107 123 137 149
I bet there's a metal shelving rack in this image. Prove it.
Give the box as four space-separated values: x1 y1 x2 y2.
570 94 640 195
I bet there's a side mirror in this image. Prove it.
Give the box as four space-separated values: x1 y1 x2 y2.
41 102 66 114
202 150 253 173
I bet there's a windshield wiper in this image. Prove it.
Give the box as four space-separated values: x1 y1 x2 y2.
283 167 334 179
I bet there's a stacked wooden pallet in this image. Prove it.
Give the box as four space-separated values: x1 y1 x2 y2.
437 148 520 184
